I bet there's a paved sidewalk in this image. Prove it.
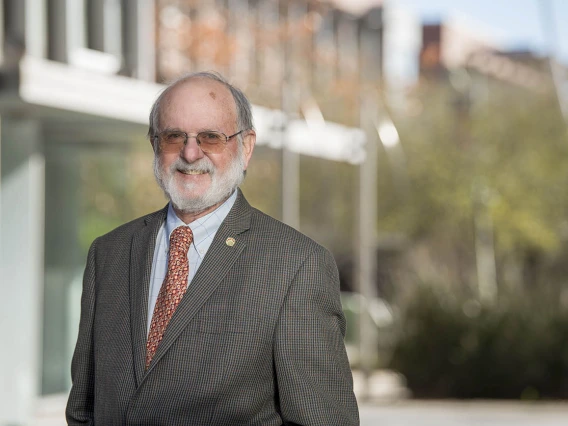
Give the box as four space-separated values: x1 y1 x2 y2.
353 370 568 426
34 387 568 426
359 401 568 426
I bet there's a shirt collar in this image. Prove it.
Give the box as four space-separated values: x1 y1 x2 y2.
165 190 238 253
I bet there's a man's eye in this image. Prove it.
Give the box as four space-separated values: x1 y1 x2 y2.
199 132 223 143
164 132 184 142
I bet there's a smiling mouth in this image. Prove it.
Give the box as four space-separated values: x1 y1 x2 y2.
179 169 207 175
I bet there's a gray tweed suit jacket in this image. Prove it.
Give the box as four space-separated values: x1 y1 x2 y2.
66 189 359 425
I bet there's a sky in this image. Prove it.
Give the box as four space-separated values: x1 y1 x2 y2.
334 0 568 64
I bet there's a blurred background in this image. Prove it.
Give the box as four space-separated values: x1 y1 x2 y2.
1 0 568 424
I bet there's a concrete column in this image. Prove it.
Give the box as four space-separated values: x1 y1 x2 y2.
0 117 45 426
48 0 68 62
123 0 156 81
26 0 48 58
42 144 82 395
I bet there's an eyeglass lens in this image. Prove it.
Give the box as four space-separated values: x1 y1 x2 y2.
159 131 226 154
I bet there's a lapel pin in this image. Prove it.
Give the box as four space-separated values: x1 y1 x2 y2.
226 237 236 247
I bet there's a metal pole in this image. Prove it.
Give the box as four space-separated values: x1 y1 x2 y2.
281 0 300 228
356 93 380 400
473 181 498 303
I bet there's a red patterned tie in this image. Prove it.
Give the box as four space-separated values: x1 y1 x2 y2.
146 225 193 369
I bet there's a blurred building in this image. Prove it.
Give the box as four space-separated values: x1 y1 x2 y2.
420 19 552 93
154 0 419 116
0 0 423 424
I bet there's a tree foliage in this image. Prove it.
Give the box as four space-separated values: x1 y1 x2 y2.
381 75 568 290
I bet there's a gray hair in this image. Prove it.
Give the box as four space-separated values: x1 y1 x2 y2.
148 71 254 147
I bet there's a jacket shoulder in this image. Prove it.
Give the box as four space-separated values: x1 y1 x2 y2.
94 207 166 246
248 207 327 254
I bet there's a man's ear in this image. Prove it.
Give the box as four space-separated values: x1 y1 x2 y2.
242 130 256 170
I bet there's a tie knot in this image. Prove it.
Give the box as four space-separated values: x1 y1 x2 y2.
170 226 193 252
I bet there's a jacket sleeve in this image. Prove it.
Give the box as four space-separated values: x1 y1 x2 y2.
66 239 98 425
274 247 360 426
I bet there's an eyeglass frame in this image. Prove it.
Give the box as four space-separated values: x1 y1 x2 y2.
153 129 247 154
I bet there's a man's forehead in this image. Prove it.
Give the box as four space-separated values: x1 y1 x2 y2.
160 78 236 122
167 78 233 104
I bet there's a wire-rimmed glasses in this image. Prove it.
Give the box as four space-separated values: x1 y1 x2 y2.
154 129 245 154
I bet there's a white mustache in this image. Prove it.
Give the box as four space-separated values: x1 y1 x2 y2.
171 158 215 175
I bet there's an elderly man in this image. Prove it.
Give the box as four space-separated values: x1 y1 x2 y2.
66 71 359 425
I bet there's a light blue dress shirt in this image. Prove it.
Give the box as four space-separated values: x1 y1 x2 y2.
147 190 237 333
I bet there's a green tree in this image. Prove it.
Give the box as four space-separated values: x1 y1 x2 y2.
382 74 568 295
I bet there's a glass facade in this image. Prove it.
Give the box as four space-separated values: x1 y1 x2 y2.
41 139 164 394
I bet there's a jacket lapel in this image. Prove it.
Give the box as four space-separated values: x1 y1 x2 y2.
143 190 252 376
130 206 168 386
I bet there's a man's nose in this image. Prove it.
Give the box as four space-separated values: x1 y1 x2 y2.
180 136 205 163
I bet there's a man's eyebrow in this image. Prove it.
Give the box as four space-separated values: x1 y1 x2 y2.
160 126 226 134
160 127 185 133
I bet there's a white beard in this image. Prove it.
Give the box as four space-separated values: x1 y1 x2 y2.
153 144 245 214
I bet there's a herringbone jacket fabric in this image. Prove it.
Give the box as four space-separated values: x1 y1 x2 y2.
66 190 359 425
